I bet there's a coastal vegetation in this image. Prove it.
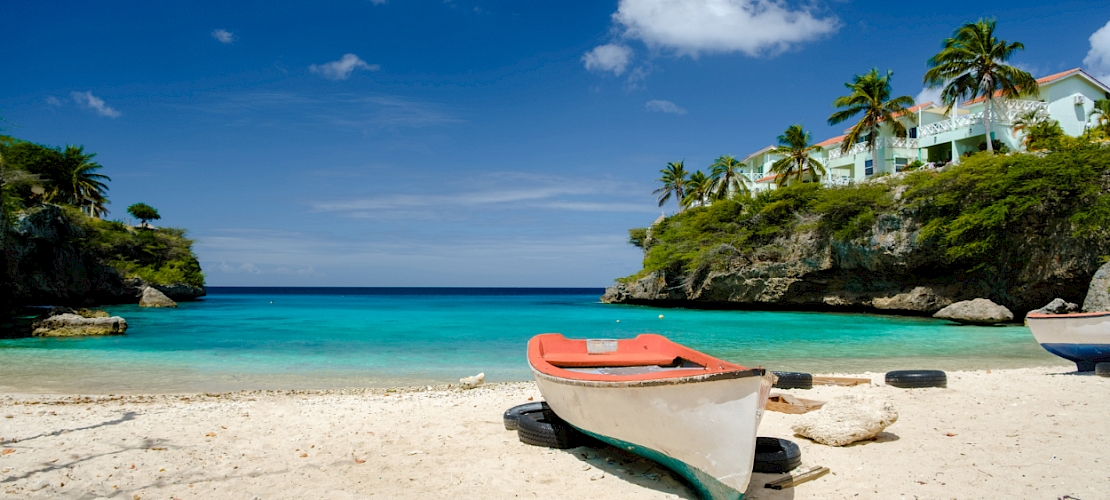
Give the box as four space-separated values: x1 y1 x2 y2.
1 137 204 309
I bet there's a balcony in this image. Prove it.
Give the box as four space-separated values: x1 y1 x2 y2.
825 138 919 160
918 100 1048 138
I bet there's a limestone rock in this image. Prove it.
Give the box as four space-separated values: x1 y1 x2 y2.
459 373 485 390
1028 298 1080 316
139 286 177 308
791 394 898 446
1083 261 1110 312
32 313 127 337
933 298 1013 325
872 286 955 313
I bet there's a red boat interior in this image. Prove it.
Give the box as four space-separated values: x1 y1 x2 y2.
528 333 753 382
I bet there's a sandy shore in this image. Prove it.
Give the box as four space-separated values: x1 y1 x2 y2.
1 365 1106 499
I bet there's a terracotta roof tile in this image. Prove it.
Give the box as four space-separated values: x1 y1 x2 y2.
815 135 845 148
961 68 1084 105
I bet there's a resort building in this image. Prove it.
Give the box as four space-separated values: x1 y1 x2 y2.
739 69 1110 192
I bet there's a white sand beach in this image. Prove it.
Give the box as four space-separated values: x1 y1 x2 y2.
1 365 1106 499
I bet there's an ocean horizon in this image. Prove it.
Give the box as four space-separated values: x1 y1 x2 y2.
0 287 1061 393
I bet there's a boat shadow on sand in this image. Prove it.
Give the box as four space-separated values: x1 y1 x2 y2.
562 440 799 500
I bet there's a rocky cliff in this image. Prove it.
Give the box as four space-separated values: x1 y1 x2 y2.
604 148 1110 317
4 205 205 307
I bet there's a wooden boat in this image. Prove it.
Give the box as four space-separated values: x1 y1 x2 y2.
528 333 773 500
1026 311 1110 371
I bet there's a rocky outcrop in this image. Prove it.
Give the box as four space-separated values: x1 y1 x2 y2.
1028 298 1080 316
791 394 898 446
1083 262 1110 312
6 205 134 306
5 205 205 308
32 313 127 336
933 299 1014 325
603 208 1102 316
139 286 177 308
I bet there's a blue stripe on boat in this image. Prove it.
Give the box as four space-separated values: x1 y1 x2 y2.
571 426 745 500
1039 343 1110 364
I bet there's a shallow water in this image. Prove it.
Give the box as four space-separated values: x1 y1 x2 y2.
0 287 1062 393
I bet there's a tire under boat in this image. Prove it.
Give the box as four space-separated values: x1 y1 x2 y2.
528 333 772 500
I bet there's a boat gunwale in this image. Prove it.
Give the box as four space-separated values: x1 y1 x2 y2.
1027 311 1110 319
528 333 762 384
529 363 766 388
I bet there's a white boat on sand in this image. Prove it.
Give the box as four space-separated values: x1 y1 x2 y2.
528 333 773 500
1026 311 1110 371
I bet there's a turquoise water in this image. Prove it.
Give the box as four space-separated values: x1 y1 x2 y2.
0 287 1061 393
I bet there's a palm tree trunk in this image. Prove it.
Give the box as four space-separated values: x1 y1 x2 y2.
984 97 994 153
871 125 879 176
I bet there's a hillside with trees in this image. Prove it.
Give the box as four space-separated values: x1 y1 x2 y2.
1 135 204 310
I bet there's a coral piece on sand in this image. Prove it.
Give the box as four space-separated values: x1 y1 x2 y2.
791 394 898 446
139 286 178 308
459 373 485 389
933 298 1013 325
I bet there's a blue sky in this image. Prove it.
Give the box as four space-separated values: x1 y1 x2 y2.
4 0 1110 287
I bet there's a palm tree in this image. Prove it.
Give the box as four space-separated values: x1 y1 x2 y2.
769 124 826 185
709 155 749 200
681 170 711 208
1091 98 1110 134
923 19 1038 153
61 146 110 217
1011 109 1046 148
653 161 688 211
829 69 914 174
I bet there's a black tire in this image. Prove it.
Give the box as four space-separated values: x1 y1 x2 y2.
516 409 585 449
752 437 802 473
772 371 813 390
503 402 548 431
1096 362 1110 378
886 370 947 388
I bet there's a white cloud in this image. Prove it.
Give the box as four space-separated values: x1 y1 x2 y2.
211 29 235 44
218 262 262 274
369 0 387 4
915 87 942 106
644 99 686 114
611 0 839 57
70 91 121 118
310 54 380 80
583 44 633 75
45 96 62 106
1084 20 1110 83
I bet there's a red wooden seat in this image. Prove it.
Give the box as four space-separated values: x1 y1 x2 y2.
544 352 679 368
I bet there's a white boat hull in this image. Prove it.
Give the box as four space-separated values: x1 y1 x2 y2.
1027 312 1110 371
532 368 772 500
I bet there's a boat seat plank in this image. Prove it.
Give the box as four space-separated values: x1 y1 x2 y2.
544 352 680 368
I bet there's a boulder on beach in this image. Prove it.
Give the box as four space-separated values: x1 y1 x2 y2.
139 286 177 308
1028 298 1080 316
32 313 127 337
933 298 1013 325
791 394 898 446
459 373 485 389
1083 261 1110 312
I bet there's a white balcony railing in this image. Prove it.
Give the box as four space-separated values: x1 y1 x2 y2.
918 100 1048 138
825 137 918 159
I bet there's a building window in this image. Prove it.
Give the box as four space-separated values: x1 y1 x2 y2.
894 158 908 172
865 159 874 176
909 127 917 139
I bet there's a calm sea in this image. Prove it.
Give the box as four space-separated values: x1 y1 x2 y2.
0 287 1061 393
